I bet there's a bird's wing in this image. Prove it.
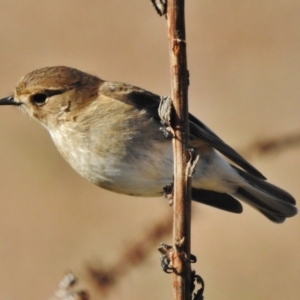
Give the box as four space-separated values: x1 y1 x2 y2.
188 116 266 179
100 82 266 179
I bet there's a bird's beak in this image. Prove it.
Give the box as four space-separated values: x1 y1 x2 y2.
0 96 21 106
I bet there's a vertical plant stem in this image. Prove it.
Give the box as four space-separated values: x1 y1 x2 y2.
167 1 191 299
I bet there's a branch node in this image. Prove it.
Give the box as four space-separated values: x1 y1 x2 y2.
187 148 200 177
158 243 174 273
173 38 187 45
175 236 185 249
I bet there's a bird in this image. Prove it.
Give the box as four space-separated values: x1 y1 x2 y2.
0 66 297 223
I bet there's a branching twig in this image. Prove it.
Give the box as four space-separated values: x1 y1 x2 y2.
240 131 300 159
87 214 173 295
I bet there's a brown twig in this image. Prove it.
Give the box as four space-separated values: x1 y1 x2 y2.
87 214 173 295
240 131 300 159
166 1 192 299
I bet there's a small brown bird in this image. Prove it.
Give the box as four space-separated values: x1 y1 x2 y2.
0 66 297 222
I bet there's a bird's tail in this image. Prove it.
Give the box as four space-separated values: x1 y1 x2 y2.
232 166 297 223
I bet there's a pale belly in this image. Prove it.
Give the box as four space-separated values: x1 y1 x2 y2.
50 127 174 196
87 142 175 196
49 124 240 197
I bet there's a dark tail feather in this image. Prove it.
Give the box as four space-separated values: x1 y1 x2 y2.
232 166 297 223
257 209 286 223
192 188 243 213
237 187 287 223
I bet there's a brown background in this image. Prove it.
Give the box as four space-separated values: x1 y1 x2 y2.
0 1 299 299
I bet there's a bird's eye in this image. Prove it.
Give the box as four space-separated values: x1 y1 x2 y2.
31 93 47 105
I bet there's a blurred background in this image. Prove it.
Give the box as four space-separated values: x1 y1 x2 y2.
0 1 299 299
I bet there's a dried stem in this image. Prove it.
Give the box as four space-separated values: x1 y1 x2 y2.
167 1 191 299
240 131 300 159
87 214 173 295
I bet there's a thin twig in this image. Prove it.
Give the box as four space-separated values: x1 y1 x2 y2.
240 131 300 159
87 214 173 295
167 0 191 299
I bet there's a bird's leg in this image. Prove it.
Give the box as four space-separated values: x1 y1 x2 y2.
159 95 175 206
158 95 174 138
187 147 200 177
163 182 174 206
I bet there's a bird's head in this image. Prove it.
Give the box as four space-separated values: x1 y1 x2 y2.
0 66 102 128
